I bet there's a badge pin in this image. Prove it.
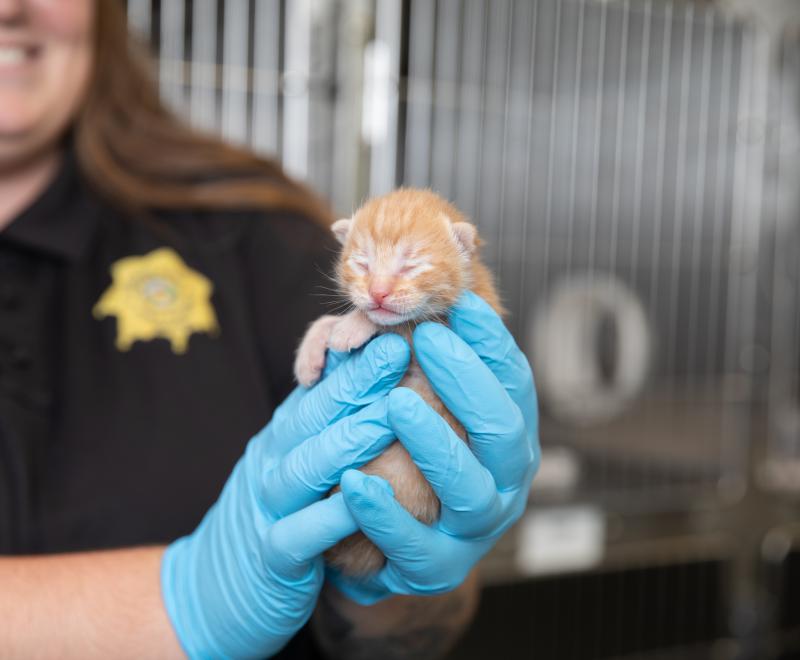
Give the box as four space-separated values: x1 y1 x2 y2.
93 247 219 354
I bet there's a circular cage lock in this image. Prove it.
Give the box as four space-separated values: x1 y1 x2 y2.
531 275 652 426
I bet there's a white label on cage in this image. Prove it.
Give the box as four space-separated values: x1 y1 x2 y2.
516 506 605 576
532 446 581 495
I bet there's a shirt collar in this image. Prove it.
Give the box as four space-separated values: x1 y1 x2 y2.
1 148 101 262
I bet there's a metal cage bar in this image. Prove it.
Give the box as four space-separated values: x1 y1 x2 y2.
131 0 800 514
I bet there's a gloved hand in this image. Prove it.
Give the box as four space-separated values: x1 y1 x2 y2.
330 291 539 604
161 334 410 659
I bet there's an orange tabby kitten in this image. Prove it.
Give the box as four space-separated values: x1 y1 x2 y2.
294 188 503 576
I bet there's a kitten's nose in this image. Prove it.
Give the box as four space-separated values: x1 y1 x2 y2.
369 278 394 305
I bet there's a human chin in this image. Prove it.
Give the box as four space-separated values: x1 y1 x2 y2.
0 87 43 137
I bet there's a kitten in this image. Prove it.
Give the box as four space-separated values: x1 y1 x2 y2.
294 188 504 576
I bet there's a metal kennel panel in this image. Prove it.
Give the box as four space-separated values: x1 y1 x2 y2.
760 39 800 501
126 0 385 207
445 552 730 660
400 0 764 513
124 0 787 513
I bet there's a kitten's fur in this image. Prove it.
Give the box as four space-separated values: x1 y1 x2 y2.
295 188 503 576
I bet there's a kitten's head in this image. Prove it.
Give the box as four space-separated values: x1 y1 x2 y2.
333 189 479 326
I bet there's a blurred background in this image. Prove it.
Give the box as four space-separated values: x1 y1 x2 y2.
127 0 800 658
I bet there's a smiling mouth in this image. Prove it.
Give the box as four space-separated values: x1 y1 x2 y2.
0 45 40 69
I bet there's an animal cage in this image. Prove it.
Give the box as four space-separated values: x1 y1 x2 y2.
127 0 800 512
400 0 756 514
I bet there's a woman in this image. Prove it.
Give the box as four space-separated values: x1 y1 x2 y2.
0 1 539 658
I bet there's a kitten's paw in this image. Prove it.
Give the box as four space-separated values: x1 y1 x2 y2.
294 315 339 387
329 315 377 352
294 351 326 387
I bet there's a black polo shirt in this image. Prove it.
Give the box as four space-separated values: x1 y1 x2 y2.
0 152 334 658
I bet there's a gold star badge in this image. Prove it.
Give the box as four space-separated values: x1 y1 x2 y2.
93 247 219 354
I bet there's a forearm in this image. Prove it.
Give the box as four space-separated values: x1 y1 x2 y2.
312 570 479 660
0 546 184 659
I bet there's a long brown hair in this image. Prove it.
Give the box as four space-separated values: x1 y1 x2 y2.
73 1 332 224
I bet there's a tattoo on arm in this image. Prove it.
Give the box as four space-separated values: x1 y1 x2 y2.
312 574 479 660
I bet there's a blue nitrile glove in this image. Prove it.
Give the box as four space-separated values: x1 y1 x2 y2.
161 334 410 659
330 291 539 605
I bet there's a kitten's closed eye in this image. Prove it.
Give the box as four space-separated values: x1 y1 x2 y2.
348 255 369 274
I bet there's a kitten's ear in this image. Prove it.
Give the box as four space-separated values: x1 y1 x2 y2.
331 218 352 244
451 221 478 255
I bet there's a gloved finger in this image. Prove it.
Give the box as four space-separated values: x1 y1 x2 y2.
271 334 409 456
387 388 502 538
322 348 348 378
325 566 391 606
265 492 358 580
340 471 470 596
263 398 396 518
339 470 438 568
449 291 539 437
413 323 532 490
